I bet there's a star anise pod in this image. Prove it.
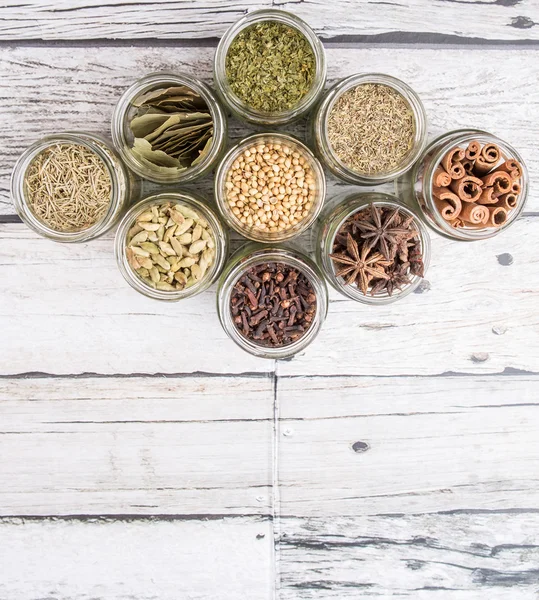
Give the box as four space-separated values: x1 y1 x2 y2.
370 263 411 297
330 233 391 294
409 242 424 277
355 205 411 260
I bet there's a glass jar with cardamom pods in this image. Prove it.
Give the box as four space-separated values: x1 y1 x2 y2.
217 244 328 359
115 191 228 301
214 132 326 243
213 9 327 125
111 72 227 184
314 191 431 305
11 132 134 243
406 128 528 241
311 73 428 185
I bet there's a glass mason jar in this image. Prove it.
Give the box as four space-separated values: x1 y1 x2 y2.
115 191 228 301
11 132 133 243
311 73 428 185
214 132 326 243
314 191 431 304
217 243 328 359
213 9 327 126
111 72 227 184
410 128 528 241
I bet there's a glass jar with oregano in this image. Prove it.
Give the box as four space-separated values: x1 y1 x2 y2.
314 192 431 304
214 132 326 243
408 129 528 241
214 9 326 125
312 73 427 185
11 132 133 243
112 72 227 184
217 243 328 359
115 191 228 301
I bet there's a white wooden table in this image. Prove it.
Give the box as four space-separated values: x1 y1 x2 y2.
1 2 539 598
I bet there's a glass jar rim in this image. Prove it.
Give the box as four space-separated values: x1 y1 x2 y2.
217 245 328 358
419 129 528 241
214 132 327 243
318 73 428 184
323 193 431 304
115 191 228 301
111 72 227 184
11 132 124 243
214 8 327 124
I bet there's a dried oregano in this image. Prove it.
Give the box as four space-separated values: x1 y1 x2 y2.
327 84 415 175
225 21 315 112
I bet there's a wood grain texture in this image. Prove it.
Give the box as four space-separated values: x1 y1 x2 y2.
278 513 539 598
1 45 537 216
276 375 539 516
0 0 538 41
0 517 273 600
0 375 273 515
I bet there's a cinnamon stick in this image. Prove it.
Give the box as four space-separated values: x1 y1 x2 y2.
498 159 522 181
462 159 475 175
433 189 462 221
465 140 481 160
477 187 497 205
460 202 489 225
481 170 512 196
495 193 518 210
433 166 451 188
487 206 508 228
512 181 521 195
441 147 466 179
449 175 483 202
473 143 501 175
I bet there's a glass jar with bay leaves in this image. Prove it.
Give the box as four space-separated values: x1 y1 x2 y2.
311 73 427 185
115 191 228 301
11 132 134 243
217 243 328 359
214 9 327 125
112 73 227 184
314 191 431 304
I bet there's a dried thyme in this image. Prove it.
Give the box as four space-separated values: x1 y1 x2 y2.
225 21 316 112
327 83 415 175
25 143 112 232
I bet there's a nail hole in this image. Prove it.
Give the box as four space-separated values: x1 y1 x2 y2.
497 253 514 266
352 441 370 453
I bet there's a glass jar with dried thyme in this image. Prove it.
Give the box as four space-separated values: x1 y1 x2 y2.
112 72 227 184
217 244 328 358
312 73 427 185
115 192 228 301
314 192 431 304
214 9 326 125
11 132 132 243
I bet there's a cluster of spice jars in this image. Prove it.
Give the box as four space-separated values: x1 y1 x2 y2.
10 8 529 359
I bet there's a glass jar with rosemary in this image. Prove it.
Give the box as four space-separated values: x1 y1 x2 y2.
112 72 227 184
214 9 326 125
11 132 132 243
314 192 431 304
217 244 328 358
312 73 427 185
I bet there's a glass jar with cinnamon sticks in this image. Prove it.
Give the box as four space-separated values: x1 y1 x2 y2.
411 129 528 240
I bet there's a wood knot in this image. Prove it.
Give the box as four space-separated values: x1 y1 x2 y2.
352 441 370 453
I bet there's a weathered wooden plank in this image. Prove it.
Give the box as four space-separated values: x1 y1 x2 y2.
278 513 539 598
1 45 537 215
276 375 539 516
0 0 537 41
0 516 273 600
0 376 273 515
2 213 538 375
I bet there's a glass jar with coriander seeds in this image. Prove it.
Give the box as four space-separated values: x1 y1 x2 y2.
217 243 328 359
11 132 134 243
115 191 228 301
311 73 428 185
111 72 227 184
213 9 327 125
214 132 326 243
406 128 528 241
314 191 431 305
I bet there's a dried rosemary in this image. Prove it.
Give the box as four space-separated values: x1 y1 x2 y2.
327 84 415 175
225 21 315 112
25 143 112 232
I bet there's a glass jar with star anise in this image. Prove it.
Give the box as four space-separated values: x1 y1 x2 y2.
314 192 431 304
